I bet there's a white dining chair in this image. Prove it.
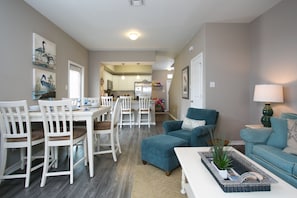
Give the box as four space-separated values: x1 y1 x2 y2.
100 96 113 121
119 96 134 128
93 98 121 162
0 100 44 188
138 96 151 128
38 99 87 187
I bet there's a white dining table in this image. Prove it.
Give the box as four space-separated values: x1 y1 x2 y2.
29 106 111 177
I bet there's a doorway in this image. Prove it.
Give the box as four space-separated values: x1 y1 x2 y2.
190 53 205 108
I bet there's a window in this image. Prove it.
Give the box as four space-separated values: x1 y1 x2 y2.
68 61 84 99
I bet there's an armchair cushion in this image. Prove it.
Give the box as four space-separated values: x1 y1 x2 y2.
181 117 205 130
266 117 288 149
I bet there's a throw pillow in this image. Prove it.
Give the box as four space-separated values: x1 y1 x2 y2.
266 117 288 149
283 119 297 155
181 117 206 130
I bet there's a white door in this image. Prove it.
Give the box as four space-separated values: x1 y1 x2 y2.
190 53 204 108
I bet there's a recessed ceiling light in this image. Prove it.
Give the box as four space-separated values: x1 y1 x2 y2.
130 0 144 7
128 32 140 40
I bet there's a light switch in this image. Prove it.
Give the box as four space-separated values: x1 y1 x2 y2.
210 81 215 88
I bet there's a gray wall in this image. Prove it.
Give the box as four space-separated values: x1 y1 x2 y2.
0 0 88 104
170 0 297 141
249 0 297 123
171 24 250 140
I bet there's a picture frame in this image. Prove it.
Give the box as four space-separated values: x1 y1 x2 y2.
182 66 189 99
32 33 56 69
32 68 56 100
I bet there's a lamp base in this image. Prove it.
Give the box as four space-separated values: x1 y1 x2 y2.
261 104 273 127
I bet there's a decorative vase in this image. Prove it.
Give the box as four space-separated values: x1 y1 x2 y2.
211 161 228 179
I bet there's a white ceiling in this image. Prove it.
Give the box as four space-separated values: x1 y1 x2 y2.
24 0 282 70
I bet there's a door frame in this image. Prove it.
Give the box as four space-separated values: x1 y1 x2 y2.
190 52 205 108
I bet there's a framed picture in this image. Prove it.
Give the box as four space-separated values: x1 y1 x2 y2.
32 33 56 69
182 66 189 99
32 68 56 100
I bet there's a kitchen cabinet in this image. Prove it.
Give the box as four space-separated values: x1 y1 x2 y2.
112 75 152 91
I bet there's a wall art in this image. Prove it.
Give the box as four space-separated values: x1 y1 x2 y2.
32 33 56 69
32 68 56 100
182 66 189 99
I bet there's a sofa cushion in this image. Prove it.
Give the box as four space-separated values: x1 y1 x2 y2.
167 130 191 143
181 117 205 130
267 117 288 149
253 144 297 175
283 119 297 155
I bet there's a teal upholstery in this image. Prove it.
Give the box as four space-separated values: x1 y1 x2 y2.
266 117 288 148
141 134 187 174
240 113 297 188
163 108 219 146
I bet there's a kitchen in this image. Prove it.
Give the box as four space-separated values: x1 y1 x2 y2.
100 62 173 125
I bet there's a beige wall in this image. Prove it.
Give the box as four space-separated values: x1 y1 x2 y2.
0 0 88 104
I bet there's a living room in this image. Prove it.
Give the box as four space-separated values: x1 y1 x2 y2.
0 0 296 197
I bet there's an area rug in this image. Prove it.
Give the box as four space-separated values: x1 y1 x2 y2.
131 165 186 198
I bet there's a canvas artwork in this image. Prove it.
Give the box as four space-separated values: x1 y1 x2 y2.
32 33 56 69
32 68 56 100
182 66 189 99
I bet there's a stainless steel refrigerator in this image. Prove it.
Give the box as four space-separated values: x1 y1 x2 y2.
134 80 152 98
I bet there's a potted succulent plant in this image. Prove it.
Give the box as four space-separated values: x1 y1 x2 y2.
210 139 232 179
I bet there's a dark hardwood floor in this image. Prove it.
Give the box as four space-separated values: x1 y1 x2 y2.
0 114 173 198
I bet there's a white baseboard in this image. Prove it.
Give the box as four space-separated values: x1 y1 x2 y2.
229 140 245 145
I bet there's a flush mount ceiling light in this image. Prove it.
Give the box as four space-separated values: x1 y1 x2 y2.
129 0 144 7
128 32 140 40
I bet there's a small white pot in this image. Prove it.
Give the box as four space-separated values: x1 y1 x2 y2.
211 161 228 179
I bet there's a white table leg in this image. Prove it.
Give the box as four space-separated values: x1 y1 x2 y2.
181 169 186 194
86 117 94 177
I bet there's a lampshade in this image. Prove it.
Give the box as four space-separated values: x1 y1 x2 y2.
253 84 283 103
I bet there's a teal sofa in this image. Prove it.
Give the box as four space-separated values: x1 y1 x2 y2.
163 108 219 147
240 113 297 188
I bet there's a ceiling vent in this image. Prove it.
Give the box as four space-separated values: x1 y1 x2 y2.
130 0 144 7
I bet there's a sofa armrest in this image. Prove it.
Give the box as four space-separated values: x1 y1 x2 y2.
162 120 183 134
240 128 272 156
240 128 272 144
190 125 216 146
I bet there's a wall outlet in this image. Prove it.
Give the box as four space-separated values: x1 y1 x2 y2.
210 81 215 88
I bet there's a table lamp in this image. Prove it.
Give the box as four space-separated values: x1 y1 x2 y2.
253 84 283 127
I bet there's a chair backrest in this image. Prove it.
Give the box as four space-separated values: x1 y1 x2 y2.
111 98 121 127
0 100 31 141
138 96 151 111
186 108 219 125
101 96 113 107
38 100 73 141
120 96 132 112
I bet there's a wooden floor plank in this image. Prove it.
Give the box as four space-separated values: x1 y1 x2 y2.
0 114 172 198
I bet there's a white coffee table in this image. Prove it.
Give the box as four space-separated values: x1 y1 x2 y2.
174 147 297 198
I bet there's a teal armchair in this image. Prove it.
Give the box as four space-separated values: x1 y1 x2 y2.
163 108 219 146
